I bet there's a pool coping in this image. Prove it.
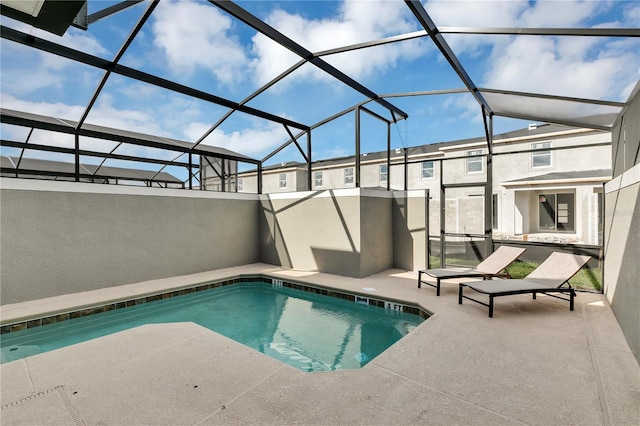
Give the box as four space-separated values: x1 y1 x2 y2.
0 266 431 335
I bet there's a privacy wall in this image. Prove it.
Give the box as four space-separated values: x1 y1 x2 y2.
0 179 260 304
605 85 640 363
259 188 393 278
392 190 429 271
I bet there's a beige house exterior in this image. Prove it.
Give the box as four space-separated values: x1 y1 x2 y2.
238 124 611 245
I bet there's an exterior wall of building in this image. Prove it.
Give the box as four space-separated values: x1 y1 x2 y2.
0 179 261 305
312 163 358 191
492 130 609 244
247 167 312 193
605 85 640 364
258 188 393 278
501 183 604 244
248 127 610 245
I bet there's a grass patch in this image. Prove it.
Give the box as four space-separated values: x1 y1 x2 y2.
428 256 441 269
506 260 601 292
505 261 536 279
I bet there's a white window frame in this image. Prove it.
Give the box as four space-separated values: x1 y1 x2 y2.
314 171 323 187
379 164 388 183
531 142 552 168
466 150 483 174
421 161 434 180
237 178 243 191
344 167 354 186
279 173 287 188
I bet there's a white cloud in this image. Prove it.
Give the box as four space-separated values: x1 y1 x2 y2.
425 0 528 27
2 92 167 143
250 0 427 87
151 0 249 85
186 121 289 157
0 94 215 161
0 93 85 119
0 20 109 96
85 95 164 135
484 35 639 100
424 0 640 103
624 3 640 26
1 58 65 95
518 0 605 27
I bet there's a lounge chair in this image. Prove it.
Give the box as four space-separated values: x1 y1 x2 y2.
458 252 592 317
418 246 526 296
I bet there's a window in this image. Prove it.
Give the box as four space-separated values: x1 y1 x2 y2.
237 178 243 191
421 161 434 179
379 164 388 183
538 193 575 232
344 167 354 185
314 171 323 187
492 194 499 230
279 173 287 188
532 142 552 168
466 150 483 173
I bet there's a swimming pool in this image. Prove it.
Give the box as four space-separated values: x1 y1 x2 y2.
1 281 426 372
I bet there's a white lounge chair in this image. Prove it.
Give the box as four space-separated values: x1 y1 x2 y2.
458 252 592 317
418 246 526 296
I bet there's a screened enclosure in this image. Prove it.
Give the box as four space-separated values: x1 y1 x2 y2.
1 0 638 291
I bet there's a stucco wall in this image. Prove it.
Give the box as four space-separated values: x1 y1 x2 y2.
606 83 640 363
259 188 393 277
0 179 260 305
604 177 639 360
360 194 393 276
392 191 429 271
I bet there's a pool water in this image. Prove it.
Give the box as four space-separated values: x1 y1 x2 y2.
1 282 425 372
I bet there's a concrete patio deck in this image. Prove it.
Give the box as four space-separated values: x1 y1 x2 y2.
1 263 638 425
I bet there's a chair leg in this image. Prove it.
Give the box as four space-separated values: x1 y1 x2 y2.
489 295 494 318
418 271 422 288
458 284 464 304
436 278 441 296
570 290 575 311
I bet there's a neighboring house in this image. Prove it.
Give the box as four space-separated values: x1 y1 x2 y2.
238 124 611 245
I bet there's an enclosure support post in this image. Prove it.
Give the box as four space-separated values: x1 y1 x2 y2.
355 106 361 188
221 158 226 192
404 148 408 191
386 123 391 191
439 160 445 268
74 133 80 182
188 152 193 190
307 131 312 191
425 188 430 270
482 109 494 255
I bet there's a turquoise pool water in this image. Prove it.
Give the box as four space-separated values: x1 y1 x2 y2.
1 282 425 372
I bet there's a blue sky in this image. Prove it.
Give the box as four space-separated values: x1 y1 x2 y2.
1 0 639 176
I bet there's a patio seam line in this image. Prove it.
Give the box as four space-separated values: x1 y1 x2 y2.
367 363 528 425
0 385 63 409
582 305 613 426
24 358 36 395
193 364 289 426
